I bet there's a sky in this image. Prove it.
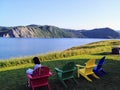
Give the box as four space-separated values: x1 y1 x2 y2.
1 0 120 30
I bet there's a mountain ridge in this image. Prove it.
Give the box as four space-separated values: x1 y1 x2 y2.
0 25 120 38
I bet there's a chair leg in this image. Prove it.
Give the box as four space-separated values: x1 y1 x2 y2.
94 70 103 77
101 70 107 74
60 80 67 88
92 73 100 79
32 87 34 90
73 77 78 84
80 73 92 82
47 84 51 90
84 75 93 82
77 71 80 78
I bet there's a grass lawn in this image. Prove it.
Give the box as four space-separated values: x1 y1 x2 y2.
0 55 120 90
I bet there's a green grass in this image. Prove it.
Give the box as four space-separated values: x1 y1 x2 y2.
0 55 120 90
0 40 120 90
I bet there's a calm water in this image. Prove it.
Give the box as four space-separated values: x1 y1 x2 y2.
0 38 109 60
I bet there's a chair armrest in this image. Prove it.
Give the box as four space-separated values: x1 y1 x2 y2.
55 67 76 73
55 67 63 73
49 71 52 76
26 74 32 79
76 64 85 67
62 68 76 73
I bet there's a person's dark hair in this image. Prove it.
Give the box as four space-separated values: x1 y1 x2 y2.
33 57 40 64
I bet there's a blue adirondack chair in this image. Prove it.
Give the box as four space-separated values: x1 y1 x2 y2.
93 56 106 76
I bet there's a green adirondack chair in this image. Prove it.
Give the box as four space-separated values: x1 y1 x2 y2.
55 62 77 88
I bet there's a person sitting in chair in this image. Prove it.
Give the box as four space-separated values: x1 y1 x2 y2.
26 57 41 75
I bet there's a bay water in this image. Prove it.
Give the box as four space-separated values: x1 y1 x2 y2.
0 38 110 60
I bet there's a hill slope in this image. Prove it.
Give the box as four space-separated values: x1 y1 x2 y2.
0 25 76 38
81 28 120 38
0 25 120 38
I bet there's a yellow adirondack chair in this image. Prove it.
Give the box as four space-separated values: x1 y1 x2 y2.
76 59 99 82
